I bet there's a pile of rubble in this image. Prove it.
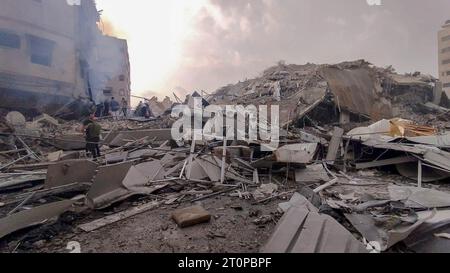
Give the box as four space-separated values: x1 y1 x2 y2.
1 60 450 253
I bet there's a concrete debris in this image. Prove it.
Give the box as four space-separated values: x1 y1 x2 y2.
0 200 74 239
295 164 330 184
171 205 211 228
252 183 278 200
345 210 436 251
45 159 98 189
2 59 450 253
278 192 319 213
274 143 318 164
435 233 450 240
86 161 135 209
47 151 64 162
78 201 159 232
5 112 26 128
325 127 344 165
262 200 367 253
388 186 450 209
403 210 450 252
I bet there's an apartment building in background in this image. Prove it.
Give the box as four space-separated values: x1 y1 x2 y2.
0 0 130 115
90 35 131 107
439 19 450 105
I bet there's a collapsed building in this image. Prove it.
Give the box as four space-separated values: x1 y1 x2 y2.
438 20 450 106
1 60 450 253
0 0 131 117
210 59 436 127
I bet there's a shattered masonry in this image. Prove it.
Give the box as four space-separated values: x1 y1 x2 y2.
2 59 450 253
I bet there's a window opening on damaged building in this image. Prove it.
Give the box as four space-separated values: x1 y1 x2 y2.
0 30 21 49
27 34 55 66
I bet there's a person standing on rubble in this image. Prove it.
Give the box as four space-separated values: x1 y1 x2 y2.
103 98 110 117
95 102 104 118
110 97 120 120
135 101 143 117
82 114 102 159
121 98 128 118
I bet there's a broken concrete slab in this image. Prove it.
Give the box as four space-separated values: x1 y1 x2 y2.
51 134 86 151
262 206 367 253
407 134 450 148
196 157 221 182
78 201 159 232
395 162 450 182
47 150 64 162
0 173 47 191
275 143 318 164
355 156 417 170
160 153 176 167
422 149 450 173
388 185 450 209
326 127 344 165
0 200 74 239
86 161 133 209
296 130 328 144
135 160 166 182
171 205 211 228
164 161 185 177
278 193 319 213
212 146 252 162
403 210 450 253
105 151 129 164
128 149 158 160
121 166 149 190
32 113 59 127
321 67 392 120
345 211 435 251
185 159 209 180
108 129 172 147
295 164 329 184
45 159 98 189
3 183 90 206
353 200 391 212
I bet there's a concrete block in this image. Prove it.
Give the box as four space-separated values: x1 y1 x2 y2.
171 205 211 228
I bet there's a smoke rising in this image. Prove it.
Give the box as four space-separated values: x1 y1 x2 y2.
163 0 450 95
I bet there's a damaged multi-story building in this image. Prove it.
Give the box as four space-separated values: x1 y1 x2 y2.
0 0 130 116
439 19 450 106
89 35 131 107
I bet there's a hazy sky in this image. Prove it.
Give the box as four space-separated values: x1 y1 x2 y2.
95 0 450 98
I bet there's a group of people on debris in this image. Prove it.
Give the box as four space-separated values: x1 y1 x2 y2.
134 101 154 119
81 98 155 159
95 97 129 120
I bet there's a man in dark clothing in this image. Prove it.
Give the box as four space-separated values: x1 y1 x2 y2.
82 114 102 159
103 99 110 117
135 101 143 117
95 103 104 118
110 97 121 120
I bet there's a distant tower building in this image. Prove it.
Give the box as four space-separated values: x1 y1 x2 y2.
439 20 450 103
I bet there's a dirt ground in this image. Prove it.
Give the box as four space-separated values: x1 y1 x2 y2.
0 195 281 253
